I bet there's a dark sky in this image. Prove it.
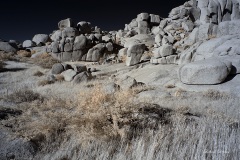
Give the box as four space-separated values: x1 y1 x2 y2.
0 0 187 42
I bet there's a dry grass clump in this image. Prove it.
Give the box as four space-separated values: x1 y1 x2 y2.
84 83 95 88
37 75 64 86
31 53 59 69
31 50 36 55
6 84 172 145
33 71 44 77
131 84 154 94
6 89 43 103
3 85 240 159
165 84 176 89
0 51 16 61
174 88 186 97
17 50 31 57
55 74 64 82
38 80 54 86
118 55 127 63
208 34 217 40
203 89 230 100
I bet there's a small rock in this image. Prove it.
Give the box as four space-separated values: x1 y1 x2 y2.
72 71 92 84
47 74 56 82
71 64 87 73
51 63 64 74
58 18 74 30
90 68 97 72
77 21 91 34
61 69 77 82
23 40 36 48
118 76 137 90
32 34 49 45
153 44 174 58
103 82 120 94
0 42 18 53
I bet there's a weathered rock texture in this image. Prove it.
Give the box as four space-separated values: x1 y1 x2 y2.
15 0 240 85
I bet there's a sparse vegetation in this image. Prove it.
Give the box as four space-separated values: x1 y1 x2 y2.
38 79 54 86
31 50 36 55
55 74 64 82
6 89 43 103
33 71 44 77
1 84 239 160
17 50 32 57
31 52 59 69
203 89 231 100
165 84 176 89
208 34 217 40
174 88 186 97
0 51 16 61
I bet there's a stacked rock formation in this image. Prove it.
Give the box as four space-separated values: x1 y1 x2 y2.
1 0 240 85
116 13 161 66
176 0 240 84
48 18 119 63
19 18 119 63
115 4 197 66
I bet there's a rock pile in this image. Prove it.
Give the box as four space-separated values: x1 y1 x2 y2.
48 18 119 63
50 63 92 84
1 0 240 86
175 0 240 84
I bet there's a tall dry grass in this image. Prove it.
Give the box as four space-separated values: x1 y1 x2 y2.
0 51 16 61
31 53 59 69
2 85 240 160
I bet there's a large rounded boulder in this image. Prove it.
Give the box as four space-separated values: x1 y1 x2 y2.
178 59 232 85
126 44 145 66
0 42 18 52
32 34 49 45
62 27 79 38
23 40 36 48
58 18 74 30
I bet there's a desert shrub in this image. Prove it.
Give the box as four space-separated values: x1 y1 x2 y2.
0 51 16 61
17 50 31 57
6 89 43 103
33 71 44 77
31 53 59 69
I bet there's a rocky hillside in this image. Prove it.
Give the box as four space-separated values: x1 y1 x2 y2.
0 0 240 86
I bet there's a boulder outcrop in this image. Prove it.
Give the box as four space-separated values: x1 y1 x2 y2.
0 42 18 53
178 59 231 85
